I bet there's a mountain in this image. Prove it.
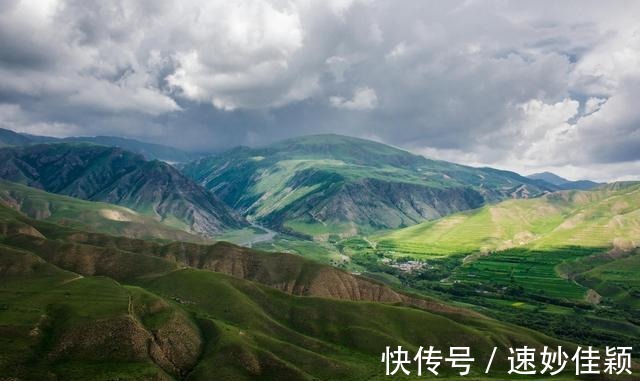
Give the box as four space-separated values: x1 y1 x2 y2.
527 171 600 190
182 134 556 238
375 181 640 255
0 143 246 235
0 127 200 162
0 179 207 242
58 135 201 162
0 204 575 380
0 127 33 147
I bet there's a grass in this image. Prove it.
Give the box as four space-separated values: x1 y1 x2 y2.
253 235 347 264
335 184 640 356
135 268 571 379
0 180 206 242
1 206 598 380
1 175 639 378
578 249 640 308
450 247 601 300
215 226 270 244
372 183 640 257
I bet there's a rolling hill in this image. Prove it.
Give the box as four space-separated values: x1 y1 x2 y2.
0 203 590 381
182 134 556 238
0 143 246 236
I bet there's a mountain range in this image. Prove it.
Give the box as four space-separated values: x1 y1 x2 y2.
0 179 206 242
0 128 637 380
0 127 201 162
527 171 600 190
0 129 603 241
183 134 563 238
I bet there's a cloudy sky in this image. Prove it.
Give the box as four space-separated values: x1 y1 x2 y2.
1 0 639 181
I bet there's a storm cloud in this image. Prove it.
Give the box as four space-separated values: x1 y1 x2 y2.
1 0 639 181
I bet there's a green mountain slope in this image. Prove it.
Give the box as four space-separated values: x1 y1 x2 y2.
182 134 555 238
0 205 591 380
0 180 207 242
375 182 640 256
0 143 246 235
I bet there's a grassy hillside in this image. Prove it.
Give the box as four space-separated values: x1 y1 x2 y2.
0 180 207 242
0 205 608 380
375 182 640 256
0 143 246 236
182 134 555 238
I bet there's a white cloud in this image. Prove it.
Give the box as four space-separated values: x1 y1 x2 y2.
330 87 378 110
0 1 640 180
0 103 82 137
163 0 310 109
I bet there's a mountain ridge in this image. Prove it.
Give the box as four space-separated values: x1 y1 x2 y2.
183 134 557 238
0 143 246 235
527 171 600 190
0 179 208 242
0 127 201 162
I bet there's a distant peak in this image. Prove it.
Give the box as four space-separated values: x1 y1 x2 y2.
527 171 569 185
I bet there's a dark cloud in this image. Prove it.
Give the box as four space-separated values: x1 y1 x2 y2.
0 0 639 181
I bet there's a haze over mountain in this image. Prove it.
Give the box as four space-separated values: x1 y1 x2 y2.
0 143 245 235
527 171 600 191
183 134 558 238
0 127 200 163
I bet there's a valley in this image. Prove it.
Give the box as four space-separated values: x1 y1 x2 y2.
1 203 587 380
3 2 638 379
336 183 640 356
0 132 637 380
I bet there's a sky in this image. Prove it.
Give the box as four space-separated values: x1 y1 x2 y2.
1 0 639 182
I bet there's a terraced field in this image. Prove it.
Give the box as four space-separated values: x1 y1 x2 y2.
449 247 601 300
